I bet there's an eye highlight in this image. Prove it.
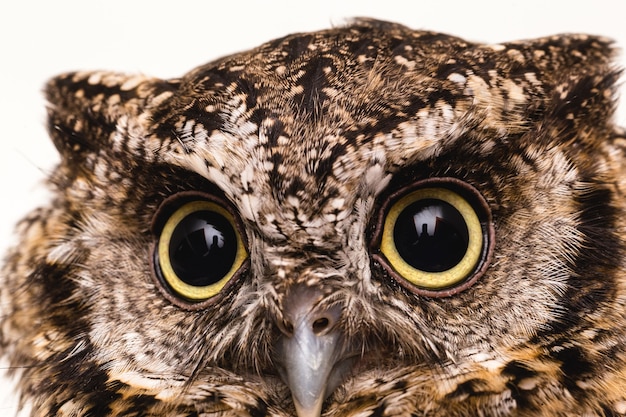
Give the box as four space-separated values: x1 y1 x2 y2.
153 195 248 304
372 178 493 297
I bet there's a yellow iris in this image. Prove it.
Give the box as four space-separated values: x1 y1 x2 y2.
380 187 483 289
157 200 247 301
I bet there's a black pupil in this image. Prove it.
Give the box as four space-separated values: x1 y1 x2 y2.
393 199 469 273
168 210 237 287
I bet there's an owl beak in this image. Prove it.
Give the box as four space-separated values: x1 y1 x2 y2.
276 287 348 417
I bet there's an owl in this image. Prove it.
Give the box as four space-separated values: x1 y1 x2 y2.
2 18 626 417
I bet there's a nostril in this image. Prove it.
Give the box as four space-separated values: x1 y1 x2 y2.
311 316 332 335
278 285 343 338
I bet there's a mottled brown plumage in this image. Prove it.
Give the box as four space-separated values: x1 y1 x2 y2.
2 18 626 416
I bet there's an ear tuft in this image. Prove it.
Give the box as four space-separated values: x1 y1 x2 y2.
45 71 174 163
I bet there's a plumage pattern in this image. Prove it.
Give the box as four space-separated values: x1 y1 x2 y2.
1 18 626 416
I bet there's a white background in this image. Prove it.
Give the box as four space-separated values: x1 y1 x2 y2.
1 0 625 413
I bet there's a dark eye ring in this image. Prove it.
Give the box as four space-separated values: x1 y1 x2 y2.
151 192 248 306
371 178 494 297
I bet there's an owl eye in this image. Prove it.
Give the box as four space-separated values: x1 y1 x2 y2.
153 195 248 303
373 179 493 297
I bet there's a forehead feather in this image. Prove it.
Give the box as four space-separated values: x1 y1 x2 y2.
149 20 614 169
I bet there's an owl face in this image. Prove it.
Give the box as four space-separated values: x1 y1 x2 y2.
2 19 626 416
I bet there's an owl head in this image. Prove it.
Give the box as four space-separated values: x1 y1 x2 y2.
2 19 625 416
